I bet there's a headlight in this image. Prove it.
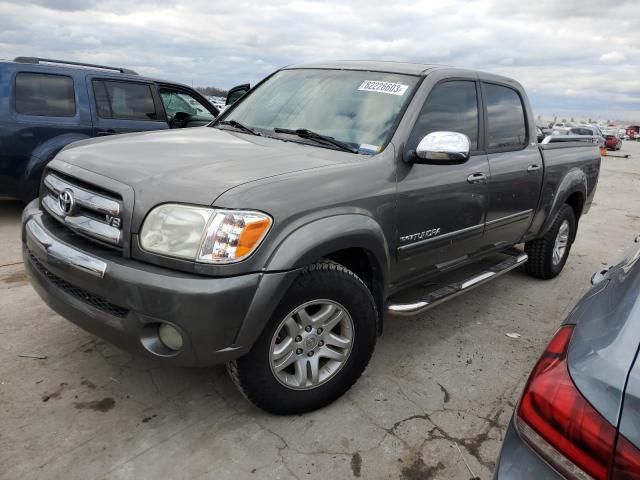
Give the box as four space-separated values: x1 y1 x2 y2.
140 204 272 264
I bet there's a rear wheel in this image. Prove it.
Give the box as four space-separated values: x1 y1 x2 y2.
227 261 377 414
525 204 576 279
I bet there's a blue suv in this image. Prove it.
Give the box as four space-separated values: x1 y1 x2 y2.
0 57 220 202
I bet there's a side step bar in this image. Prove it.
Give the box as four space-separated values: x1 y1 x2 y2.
386 249 528 316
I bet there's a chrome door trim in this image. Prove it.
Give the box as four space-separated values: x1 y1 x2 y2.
485 209 534 230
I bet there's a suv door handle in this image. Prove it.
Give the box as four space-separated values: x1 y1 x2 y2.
97 129 117 136
467 172 488 184
527 164 541 172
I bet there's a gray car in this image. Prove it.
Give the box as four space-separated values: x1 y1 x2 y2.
21 61 600 414
494 236 640 479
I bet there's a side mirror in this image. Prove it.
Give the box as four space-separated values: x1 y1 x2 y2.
226 83 250 106
412 131 470 164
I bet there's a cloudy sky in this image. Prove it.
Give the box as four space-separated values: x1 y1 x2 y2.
1 0 639 121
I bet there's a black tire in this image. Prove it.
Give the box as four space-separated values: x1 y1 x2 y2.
227 261 378 415
524 204 576 279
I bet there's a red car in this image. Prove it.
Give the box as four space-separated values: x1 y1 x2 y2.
605 135 622 150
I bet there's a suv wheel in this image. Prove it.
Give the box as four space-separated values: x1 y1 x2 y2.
524 204 576 279
227 261 377 414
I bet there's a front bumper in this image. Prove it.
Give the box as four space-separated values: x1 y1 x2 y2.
22 201 298 366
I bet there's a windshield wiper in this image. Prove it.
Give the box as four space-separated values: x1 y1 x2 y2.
274 128 358 153
219 120 260 136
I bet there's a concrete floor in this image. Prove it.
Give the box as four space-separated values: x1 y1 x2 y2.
1 142 639 480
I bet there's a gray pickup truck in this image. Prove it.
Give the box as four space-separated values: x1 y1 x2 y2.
21 61 601 414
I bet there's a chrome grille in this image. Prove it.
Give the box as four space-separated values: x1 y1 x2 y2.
42 173 123 247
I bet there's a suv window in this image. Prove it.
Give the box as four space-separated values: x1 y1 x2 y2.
408 81 479 151
160 89 214 121
15 72 76 117
484 83 527 149
93 80 157 121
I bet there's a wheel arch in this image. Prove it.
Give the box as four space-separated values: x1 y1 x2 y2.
538 169 587 240
266 214 390 288
234 215 390 347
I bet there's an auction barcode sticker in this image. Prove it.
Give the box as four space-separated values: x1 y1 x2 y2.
358 80 409 96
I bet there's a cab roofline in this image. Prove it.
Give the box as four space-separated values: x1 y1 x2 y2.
282 60 444 76
281 61 518 85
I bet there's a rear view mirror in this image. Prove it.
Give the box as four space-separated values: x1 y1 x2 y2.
226 84 250 106
412 131 470 164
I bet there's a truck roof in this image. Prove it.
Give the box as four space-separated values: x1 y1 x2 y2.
284 60 444 75
283 60 521 86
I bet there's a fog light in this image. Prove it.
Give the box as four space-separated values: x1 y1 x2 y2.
158 323 183 351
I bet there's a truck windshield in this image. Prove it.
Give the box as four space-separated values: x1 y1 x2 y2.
217 69 420 154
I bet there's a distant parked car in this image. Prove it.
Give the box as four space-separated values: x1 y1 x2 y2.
605 134 622 150
551 122 575 134
0 56 220 202
568 126 605 147
494 236 640 479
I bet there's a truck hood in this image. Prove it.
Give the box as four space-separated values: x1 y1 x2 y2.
55 127 345 212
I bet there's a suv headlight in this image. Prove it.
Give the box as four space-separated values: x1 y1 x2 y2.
140 204 272 264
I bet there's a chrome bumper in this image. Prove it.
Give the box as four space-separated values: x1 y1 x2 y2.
24 216 107 278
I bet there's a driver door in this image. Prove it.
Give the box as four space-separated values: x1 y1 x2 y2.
394 80 490 287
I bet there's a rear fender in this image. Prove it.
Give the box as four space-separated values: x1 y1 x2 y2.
538 168 587 237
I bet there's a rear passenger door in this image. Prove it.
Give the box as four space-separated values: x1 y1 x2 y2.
88 78 169 136
482 82 543 248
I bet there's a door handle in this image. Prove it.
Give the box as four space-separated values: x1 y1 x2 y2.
467 172 488 184
97 129 117 136
527 164 541 172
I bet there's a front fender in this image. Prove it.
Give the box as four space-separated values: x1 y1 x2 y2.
21 133 92 201
266 214 391 280
538 168 587 237
233 215 391 347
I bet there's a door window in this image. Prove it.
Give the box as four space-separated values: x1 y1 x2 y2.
93 80 158 121
484 83 527 149
160 90 215 121
408 81 479 151
15 72 76 117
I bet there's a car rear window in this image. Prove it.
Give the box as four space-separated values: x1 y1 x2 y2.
15 72 76 117
484 83 527 150
93 80 158 121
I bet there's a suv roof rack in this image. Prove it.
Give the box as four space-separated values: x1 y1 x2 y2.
13 57 138 75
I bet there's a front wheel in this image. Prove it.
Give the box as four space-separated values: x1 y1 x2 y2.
227 261 378 414
524 204 576 279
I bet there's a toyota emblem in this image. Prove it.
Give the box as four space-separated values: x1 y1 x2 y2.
58 189 75 215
